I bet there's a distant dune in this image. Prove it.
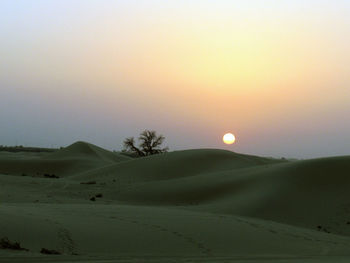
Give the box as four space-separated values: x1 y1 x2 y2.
1 141 350 262
0 141 131 177
46 141 131 163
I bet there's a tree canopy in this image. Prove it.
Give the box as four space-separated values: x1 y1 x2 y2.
123 130 168 157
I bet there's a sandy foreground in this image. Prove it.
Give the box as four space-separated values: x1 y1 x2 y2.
1 142 350 262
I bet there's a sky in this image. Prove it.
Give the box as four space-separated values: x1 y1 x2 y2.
1 0 350 158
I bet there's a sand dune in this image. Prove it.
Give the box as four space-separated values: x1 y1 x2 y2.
46 141 131 163
72 148 285 183
0 141 130 177
1 141 350 262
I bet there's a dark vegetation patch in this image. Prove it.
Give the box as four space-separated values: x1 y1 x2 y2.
317 225 331 233
80 181 96 185
40 248 61 255
0 237 29 251
43 174 59 179
0 146 58 153
90 197 96 201
95 193 103 198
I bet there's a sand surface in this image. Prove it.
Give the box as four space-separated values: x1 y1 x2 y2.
1 141 350 262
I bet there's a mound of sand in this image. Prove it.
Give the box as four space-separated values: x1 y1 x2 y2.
0 141 131 177
1 143 350 262
46 141 130 163
111 155 350 236
72 148 285 182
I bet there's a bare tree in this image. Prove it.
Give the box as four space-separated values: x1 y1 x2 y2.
123 130 168 157
123 137 145 157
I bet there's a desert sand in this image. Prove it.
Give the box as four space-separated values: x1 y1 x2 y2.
1 141 350 262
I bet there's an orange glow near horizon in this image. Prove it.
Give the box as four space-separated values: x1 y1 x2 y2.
1 1 350 157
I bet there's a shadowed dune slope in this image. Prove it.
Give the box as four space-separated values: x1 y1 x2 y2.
0 141 131 177
0 158 95 177
72 148 285 182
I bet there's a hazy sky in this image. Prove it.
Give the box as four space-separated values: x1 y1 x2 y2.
1 0 350 158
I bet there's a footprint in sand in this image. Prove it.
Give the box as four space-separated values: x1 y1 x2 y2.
112 216 212 256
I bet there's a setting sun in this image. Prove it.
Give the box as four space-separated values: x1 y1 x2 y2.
223 133 236 145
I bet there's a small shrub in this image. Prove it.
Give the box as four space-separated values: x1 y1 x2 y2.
80 181 96 185
0 237 28 251
40 248 61 255
44 174 59 179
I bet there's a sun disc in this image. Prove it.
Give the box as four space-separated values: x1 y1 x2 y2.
223 133 236 145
